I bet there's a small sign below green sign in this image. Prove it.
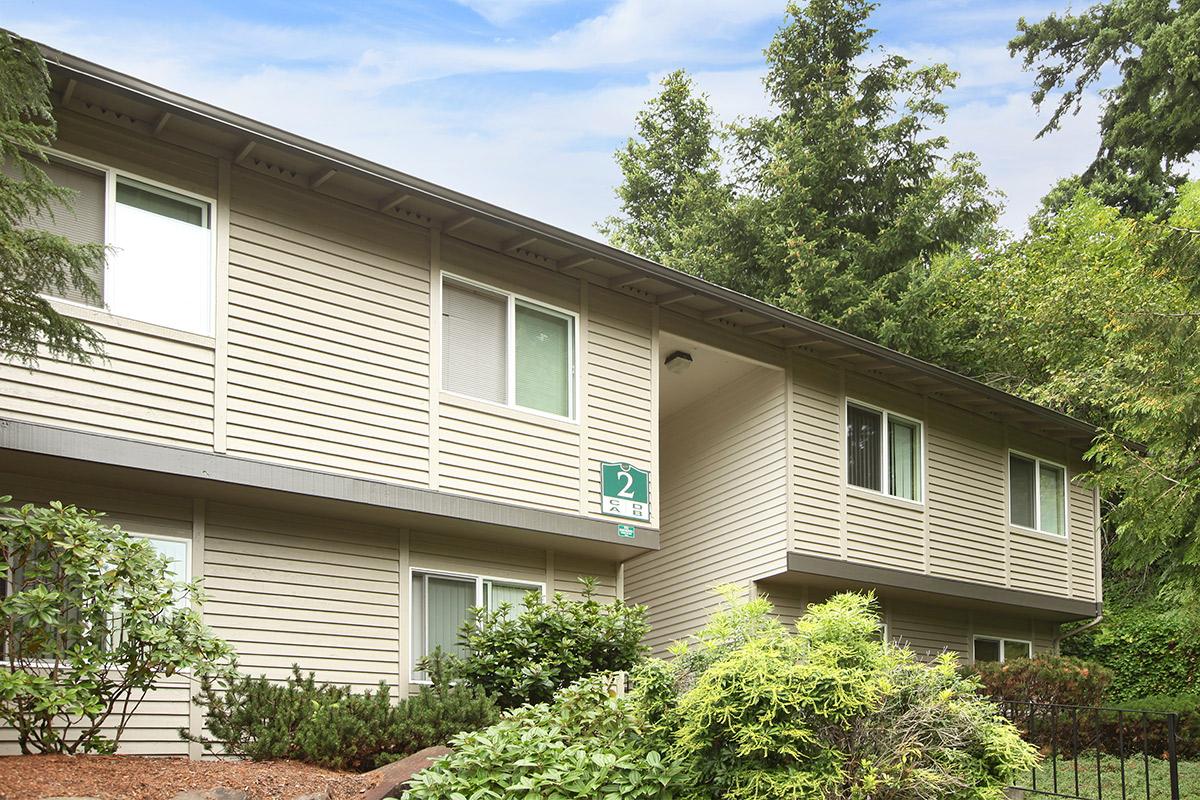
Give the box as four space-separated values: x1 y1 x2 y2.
617 524 636 539
600 462 650 522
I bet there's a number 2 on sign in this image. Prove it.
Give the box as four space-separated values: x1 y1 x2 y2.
616 466 636 498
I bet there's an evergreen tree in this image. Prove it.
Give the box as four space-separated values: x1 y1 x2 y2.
0 29 105 366
603 0 998 341
1011 0 1200 215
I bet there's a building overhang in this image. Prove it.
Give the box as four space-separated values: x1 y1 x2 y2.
0 418 658 557
779 551 1100 621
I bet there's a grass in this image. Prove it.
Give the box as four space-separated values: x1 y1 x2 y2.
1014 753 1200 799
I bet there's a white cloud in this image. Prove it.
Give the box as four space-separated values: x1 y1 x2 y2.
942 91 1103 230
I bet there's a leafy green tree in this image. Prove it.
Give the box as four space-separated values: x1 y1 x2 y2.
0 29 105 366
603 0 999 341
1010 0 1200 215
0 498 233 754
905 184 1200 602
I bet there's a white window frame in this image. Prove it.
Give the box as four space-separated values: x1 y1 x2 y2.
40 148 217 337
972 635 1033 664
845 398 925 505
1008 450 1069 538
129 532 193 595
440 272 579 422
408 567 545 683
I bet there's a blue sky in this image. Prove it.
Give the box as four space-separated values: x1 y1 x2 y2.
4 0 1111 237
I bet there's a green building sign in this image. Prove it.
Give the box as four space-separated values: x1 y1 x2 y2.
600 461 650 522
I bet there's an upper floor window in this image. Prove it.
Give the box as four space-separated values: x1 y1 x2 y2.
8 153 214 336
846 401 922 502
1009 453 1066 535
441 275 576 419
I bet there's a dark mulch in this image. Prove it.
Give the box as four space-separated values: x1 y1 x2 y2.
0 754 375 800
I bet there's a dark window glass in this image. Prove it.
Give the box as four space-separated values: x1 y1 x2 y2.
847 404 882 491
1009 454 1036 528
974 638 1001 663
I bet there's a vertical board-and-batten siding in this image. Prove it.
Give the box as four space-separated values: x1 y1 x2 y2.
625 366 789 653
0 473 195 756
787 361 1097 603
225 170 431 485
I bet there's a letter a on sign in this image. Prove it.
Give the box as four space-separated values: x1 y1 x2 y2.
600 462 650 521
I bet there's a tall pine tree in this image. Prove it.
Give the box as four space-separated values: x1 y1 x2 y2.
602 0 998 342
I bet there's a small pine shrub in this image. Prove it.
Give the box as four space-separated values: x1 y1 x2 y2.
453 577 649 708
963 655 1112 706
183 653 497 771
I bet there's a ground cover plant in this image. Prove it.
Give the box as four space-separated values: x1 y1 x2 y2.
405 590 1038 800
0 498 232 754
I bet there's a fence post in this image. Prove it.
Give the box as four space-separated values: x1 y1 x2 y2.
1167 712 1180 800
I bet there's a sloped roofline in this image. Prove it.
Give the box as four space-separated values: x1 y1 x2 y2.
37 42 1097 444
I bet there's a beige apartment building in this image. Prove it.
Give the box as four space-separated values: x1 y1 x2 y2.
0 48 1100 755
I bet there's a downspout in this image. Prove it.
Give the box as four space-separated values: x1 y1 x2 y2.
1051 613 1103 654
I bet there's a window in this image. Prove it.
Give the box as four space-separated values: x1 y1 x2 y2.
973 636 1032 663
410 570 542 680
137 535 190 606
7 151 215 335
441 275 576 418
108 178 213 335
1009 453 1066 535
846 402 922 502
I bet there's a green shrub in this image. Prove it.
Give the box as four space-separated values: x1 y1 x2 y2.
185 654 497 771
658 592 1038 800
962 655 1112 705
404 675 682 800
1096 694 1200 760
453 577 649 708
1062 608 1200 701
0 499 233 755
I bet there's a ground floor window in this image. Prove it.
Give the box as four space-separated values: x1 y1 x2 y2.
409 570 542 680
973 636 1032 663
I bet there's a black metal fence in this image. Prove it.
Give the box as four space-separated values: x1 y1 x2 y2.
999 700 1181 800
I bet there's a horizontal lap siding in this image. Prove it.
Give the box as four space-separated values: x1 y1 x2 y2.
438 401 580 512
0 321 214 448
625 367 788 653
1069 481 1099 601
226 171 431 486
584 288 653 524
554 554 619 601
0 474 195 755
1010 528 1071 596
791 359 842 556
845 494 925 572
409 532 547 586
204 503 401 689
927 421 1006 586
889 601 971 661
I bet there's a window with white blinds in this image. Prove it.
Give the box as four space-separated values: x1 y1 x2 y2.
846 401 923 502
441 275 576 419
409 570 542 681
4 151 215 334
1009 452 1066 535
2 156 106 305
